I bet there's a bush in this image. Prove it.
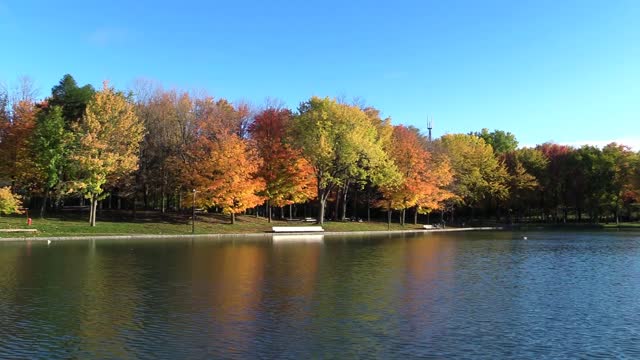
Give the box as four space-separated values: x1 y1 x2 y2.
0 187 23 215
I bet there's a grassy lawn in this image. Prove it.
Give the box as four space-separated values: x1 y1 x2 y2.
602 222 640 229
515 222 640 230
0 211 424 238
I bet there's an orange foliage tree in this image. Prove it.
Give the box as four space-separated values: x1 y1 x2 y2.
248 108 316 222
380 125 454 225
178 97 264 224
0 100 40 191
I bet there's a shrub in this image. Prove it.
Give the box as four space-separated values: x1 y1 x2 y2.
0 187 23 215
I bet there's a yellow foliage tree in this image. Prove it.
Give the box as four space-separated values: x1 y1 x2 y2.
0 187 23 215
69 82 145 226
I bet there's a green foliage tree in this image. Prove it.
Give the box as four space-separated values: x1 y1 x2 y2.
474 128 518 154
601 143 638 224
49 74 95 125
31 105 71 217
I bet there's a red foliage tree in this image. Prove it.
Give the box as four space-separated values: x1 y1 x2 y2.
248 108 315 222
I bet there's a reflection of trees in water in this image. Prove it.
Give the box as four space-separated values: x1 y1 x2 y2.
269 242 323 316
304 237 407 357
401 234 456 342
0 241 147 358
188 243 268 355
77 247 144 358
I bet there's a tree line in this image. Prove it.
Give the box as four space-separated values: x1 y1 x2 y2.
1 75 639 226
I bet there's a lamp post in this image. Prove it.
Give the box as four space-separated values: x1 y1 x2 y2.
192 189 196 234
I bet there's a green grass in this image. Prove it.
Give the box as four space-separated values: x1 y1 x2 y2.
0 211 424 238
513 222 640 230
602 222 640 229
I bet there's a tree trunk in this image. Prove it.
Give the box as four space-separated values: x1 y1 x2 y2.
387 200 392 230
401 208 405 226
341 182 349 221
89 196 98 227
353 187 358 221
367 187 371 222
333 188 340 220
267 199 272 223
40 190 49 219
132 195 137 219
414 206 418 225
231 212 236 224
94 198 99 226
88 197 93 226
318 198 326 225
289 204 293 220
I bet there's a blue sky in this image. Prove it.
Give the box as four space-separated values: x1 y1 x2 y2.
1 0 639 148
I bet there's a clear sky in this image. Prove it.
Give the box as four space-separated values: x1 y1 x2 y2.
1 0 639 149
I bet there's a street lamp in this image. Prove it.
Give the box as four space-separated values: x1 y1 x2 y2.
192 189 196 234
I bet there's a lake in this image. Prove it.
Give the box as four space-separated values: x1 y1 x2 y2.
1 230 640 358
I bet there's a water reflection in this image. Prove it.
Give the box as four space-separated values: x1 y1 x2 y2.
1 231 640 358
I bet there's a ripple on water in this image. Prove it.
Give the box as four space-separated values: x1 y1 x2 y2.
1 232 640 358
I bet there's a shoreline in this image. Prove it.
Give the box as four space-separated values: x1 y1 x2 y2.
0 227 503 243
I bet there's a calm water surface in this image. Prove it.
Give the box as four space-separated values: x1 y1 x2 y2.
1 231 640 359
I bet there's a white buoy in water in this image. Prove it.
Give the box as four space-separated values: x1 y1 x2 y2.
523 236 528 240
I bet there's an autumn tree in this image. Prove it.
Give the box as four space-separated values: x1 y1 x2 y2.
292 97 394 225
199 134 265 224
0 187 23 215
68 82 144 226
248 107 315 222
350 107 401 222
537 143 574 222
0 100 39 190
135 87 193 211
193 97 251 138
174 96 264 224
414 153 456 223
380 125 453 225
435 133 508 219
502 148 543 222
